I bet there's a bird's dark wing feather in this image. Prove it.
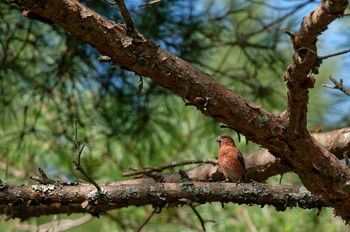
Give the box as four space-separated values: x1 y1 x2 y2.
238 151 248 182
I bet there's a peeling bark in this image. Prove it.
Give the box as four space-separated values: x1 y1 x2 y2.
247 127 350 181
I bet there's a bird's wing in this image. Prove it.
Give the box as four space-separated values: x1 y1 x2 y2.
237 151 246 168
238 151 248 182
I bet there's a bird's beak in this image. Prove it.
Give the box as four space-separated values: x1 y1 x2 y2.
215 136 222 143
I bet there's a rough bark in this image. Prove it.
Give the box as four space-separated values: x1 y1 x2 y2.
10 0 350 221
121 127 350 183
245 127 350 181
2 128 348 183
0 182 327 220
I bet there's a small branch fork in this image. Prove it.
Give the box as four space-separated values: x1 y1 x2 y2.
103 0 145 41
322 75 350 96
318 49 350 95
30 168 78 186
72 121 103 194
72 145 102 193
190 205 215 231
30 122 104 190
115 1 136 32
106 0 145 42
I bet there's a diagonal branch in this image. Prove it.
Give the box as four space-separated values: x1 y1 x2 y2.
16 0 282 146
137 207 158 232
114 0 144 42
323 75 350 96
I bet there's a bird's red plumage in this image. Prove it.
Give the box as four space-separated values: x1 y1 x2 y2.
216 134 247 183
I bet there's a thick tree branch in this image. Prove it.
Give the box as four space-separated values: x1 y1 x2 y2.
16 0 283 146
284 0 348 134
13 0 350 221
121 127 350 183
0 182 327 220
247 127 350 181
279 0 350 221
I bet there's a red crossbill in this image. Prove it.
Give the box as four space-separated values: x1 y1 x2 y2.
216 134 248 183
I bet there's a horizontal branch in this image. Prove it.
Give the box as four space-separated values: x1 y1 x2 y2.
0 182 327 220
121 127 350 183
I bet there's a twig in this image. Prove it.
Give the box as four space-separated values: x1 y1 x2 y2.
137 207 158 232
190 205 215 231
30 168 55 184
344 151 350 169
115 0 135 31
73 145 102 192
284 30 296 40
30 168 78 186
123 159 217 177
179 169 192 185
322 75 350 96
139 0 162 7
115 0 144 41
244 1 309 38
319 48 350 60
315 207 322 216
72 121 102 192
136 76 143 95
279 173 284 185
73 119 80 148
190 205 205 231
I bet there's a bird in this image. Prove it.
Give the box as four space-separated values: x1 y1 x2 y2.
215 134 248 183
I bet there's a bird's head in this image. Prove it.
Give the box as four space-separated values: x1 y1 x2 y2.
215 134 236 146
